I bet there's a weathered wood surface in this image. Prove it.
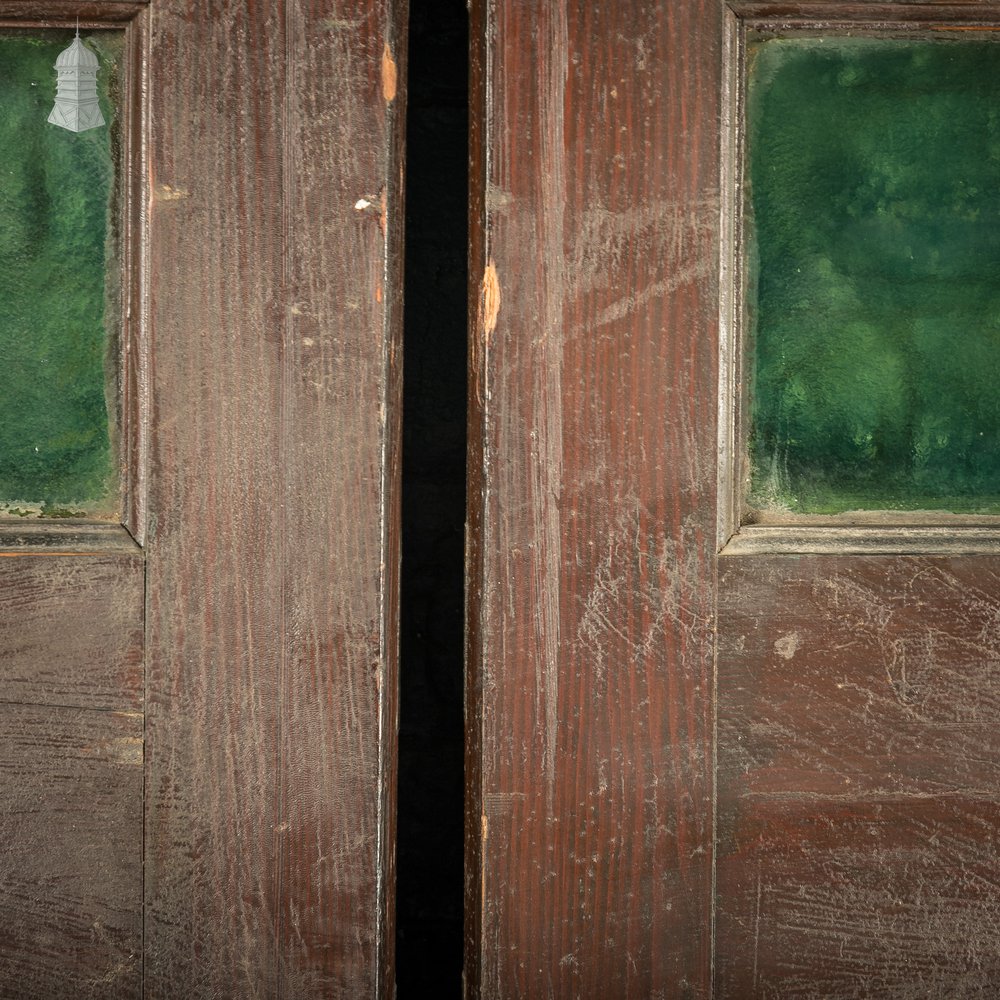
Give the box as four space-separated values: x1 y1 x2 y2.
0 703 142 1000
0 1 145 25
717 555 1000 996
731 2 1000 26
726 525 1000 556
467 2 720 995
120 10 149 546
471 1 1000 996
144 2 404 997
280 2 406 996
0 546 142 711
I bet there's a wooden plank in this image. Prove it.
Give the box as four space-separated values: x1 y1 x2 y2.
0 522 141 552
279 2 405 996
467 2 720 995
120 9 149 546
145 2 405 996
730 2 1000 26
718 555 1000 995
143 2 285 995
0 550 142 711
0 2 146 25
0 703 142 1000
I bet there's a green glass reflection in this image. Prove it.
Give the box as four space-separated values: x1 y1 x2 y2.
747 37 1000 514
0 32 120 516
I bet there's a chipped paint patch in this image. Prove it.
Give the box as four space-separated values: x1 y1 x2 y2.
86 735 142 766
774 632 801 660
485 184 513 213
381 43 397 103
155 183 189 202
481 260 500 339
354 189 388 237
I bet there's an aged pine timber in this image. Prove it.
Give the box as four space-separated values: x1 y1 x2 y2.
0 538 143 711
467 2 720 996
280 3 406 996
144 2 405 998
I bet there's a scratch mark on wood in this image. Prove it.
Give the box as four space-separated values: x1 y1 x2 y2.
535 2 567 808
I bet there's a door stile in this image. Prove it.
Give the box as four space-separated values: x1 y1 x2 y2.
467 3 724 996
144 3 288 995
278 2 407 996
144 2 405 997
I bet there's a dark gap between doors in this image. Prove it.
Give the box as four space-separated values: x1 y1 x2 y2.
397 1 468 994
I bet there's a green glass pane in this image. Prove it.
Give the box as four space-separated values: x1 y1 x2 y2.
747 37 1000 515
0 31 121 517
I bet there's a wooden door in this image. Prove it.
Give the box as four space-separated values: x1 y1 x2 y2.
467 2 1000 997
0 2 405 998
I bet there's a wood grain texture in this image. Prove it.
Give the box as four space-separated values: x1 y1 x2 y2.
467 2 720 996
717 555 1000 996
0 9 147 997
0 548 142 711
715 6 1000 996
0 1 145 26
144 5 284 994
725 525 1000 555
731 2 1000 25
0 703 142 1000
144 2 404 997
279 2 405 996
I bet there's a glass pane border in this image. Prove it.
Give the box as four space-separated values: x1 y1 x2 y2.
719 2 1000 555
0 2 149 552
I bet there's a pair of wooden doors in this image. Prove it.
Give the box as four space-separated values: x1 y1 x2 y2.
5 1 1000 998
